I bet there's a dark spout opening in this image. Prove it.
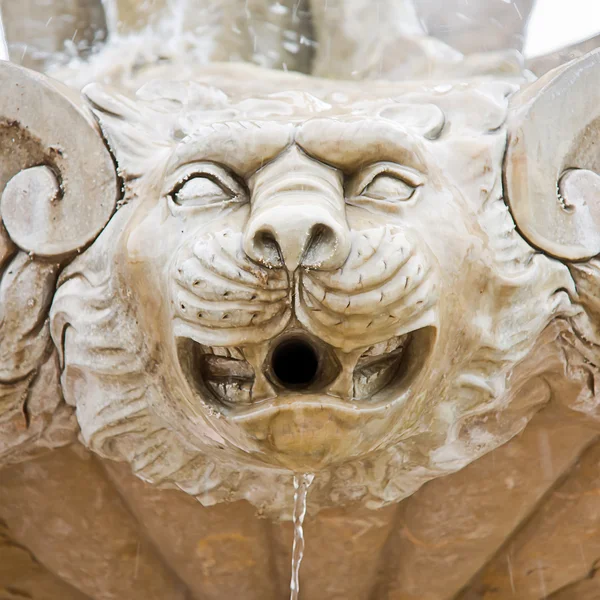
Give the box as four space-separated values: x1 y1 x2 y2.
271 337 320 388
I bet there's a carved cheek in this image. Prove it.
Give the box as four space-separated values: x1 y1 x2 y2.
296 226 438 351
406 190 475 274
126 202 176 264
170 229 291 347
345 205 391 231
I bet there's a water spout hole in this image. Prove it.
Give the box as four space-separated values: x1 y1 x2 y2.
271 337 319 388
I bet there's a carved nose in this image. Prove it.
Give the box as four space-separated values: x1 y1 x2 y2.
243 204 351 271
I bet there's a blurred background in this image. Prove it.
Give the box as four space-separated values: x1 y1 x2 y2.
526 0 600 56
0 0 599 76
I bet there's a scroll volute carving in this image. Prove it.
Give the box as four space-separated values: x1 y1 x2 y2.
0 61 118 258
502 50 600 425
505 49 600 261
0 62 118 464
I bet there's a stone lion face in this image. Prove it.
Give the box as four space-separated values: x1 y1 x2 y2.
126 122 442 472
51 73 575 511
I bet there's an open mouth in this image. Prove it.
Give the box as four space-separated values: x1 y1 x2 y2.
178 327 431 411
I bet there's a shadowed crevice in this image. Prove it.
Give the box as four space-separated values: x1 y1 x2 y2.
454 433 600 600
97 456 196 600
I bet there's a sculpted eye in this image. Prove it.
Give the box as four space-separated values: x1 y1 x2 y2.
167 163 247 209
174 175 235 207
360 173 416 202
348 163 424 207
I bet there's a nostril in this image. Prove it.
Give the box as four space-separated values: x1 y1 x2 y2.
303 224 337 266
252 229 282 267
245 209 350 271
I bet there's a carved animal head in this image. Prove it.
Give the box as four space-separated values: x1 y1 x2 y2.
3 53 600 514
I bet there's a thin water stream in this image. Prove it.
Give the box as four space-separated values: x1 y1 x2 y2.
0 7 9 61
289 472 314 600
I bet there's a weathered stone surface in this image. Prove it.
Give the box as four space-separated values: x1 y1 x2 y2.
105 0 167 32
4 15 600 518
37 57 590 516
527 33 600 75
0 61 118 257
0 446 187 600
0 519 88 600
309 0 528 79
0 59 118 470
460 436 600 599
104 460 279 600
3 2 600 597
272 503 398 600
373 405 599 599
1 410 599 599
505 49 600 261
550 575 600 600
416 0 535 54
213 0 314 73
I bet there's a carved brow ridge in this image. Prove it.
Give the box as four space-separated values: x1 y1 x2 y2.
295 119 428 173
169 118 427 177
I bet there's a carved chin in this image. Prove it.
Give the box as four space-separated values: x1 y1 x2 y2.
176 325 435 470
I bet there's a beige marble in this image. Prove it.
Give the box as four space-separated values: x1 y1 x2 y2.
3 24 600 518
374 404 599 599
2 1 600 598
460 436 600 598
0 446 188 599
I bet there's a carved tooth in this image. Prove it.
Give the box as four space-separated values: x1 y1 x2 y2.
203 356 254 379
352 354 401 401
229 347 245 360
207 379 253 404
386 335 407 354
365 341 385 357
210 347 229 357
360 334 408 359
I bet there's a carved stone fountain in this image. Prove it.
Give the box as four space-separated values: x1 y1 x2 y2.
2 1 600 598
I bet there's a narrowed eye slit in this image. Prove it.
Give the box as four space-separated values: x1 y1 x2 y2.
173 175 236 207
360 173 416 202
167 163 248 209
348 163 425 206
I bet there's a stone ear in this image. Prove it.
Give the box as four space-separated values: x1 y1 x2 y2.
84 83 174 182
504 49 600 261
0 62 118 259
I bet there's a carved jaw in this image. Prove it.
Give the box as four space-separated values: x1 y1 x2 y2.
179 327 434 406
175 321 437 471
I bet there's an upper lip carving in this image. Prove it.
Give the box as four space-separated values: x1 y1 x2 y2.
172 225 436 350
172 224 437 411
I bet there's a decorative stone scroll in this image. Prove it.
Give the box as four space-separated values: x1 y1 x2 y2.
0 61 118 467
2 45 600 516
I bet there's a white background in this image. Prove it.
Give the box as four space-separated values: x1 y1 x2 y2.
526 0 600 56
